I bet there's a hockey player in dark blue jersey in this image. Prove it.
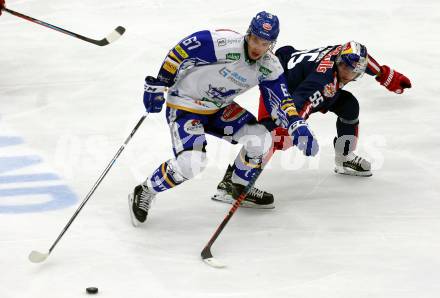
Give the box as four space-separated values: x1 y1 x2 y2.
128 12 320 226
212 41 412 207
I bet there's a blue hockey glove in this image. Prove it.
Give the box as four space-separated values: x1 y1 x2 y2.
288 117 319 157
143 76 166 113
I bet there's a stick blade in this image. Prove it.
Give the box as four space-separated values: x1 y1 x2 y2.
28 250 49 263
95 26 125 46
106 26 125 43
201 247 226 268
202 257 226 268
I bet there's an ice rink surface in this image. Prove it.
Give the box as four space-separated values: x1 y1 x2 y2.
1 0 440 297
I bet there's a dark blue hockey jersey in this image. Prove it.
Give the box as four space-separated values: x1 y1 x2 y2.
259 45 380 120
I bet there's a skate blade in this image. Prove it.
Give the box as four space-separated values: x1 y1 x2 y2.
128 193 140 227
211 190 234 204
334 166 372 177
211 191 275 209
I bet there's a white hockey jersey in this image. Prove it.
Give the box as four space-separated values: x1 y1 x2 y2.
156 29 296 125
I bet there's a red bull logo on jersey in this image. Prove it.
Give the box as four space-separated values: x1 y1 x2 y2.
323 82 337 97
316 45 342 73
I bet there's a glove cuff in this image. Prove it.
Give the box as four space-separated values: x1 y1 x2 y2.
377 65 393 86
144 76 167 92
382 70 394 88
288 119 307 135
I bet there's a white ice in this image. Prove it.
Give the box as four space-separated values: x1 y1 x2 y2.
1 0 440 297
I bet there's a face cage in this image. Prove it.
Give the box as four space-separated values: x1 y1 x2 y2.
336 55 367 81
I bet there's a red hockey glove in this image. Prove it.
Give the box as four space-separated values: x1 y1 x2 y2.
0 0 5 15
376 65 412 94
271 127 292 151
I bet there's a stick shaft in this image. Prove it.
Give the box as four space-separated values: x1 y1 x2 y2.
47 114 147 254
3 8 123 46
201 166 264 258
201 147 277 259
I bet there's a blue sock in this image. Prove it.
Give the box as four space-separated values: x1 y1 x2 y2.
147 160 184 193
231 148 262 186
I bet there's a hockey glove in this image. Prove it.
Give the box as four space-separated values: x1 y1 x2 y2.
376 65 412 94
0 0 5 14
143 76 166 113
272 127 293 151
288 117 319 157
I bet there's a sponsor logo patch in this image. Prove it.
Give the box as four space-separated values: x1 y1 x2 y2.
217 38 227 47
184 119 204 135
226 53 241 60
259 65 272 76
163 60 177 74
218 67 250 88
175 45 189 59
217 37 242 47
221 103 247 122
323 82 337 97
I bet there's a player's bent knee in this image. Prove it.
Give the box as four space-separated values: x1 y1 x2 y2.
234 124 272 156
173 150 208 180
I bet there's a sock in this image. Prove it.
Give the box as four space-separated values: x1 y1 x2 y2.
147 160 185 193
231 148 262 186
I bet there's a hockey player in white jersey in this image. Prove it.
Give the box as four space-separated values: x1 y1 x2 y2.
128 11 319 226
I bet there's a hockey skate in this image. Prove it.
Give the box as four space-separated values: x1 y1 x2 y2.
211 165 274 209
128 184 156 226
334 152 372 177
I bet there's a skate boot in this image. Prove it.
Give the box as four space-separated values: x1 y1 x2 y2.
334 152 372 177
128 183 156 226
211 165 274 209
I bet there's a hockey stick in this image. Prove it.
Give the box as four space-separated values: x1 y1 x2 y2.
29 113 148 263
3 7 125 46
201 165 265 268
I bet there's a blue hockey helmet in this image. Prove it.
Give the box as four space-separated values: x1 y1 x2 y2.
248 11 280 42
336 41 368 76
